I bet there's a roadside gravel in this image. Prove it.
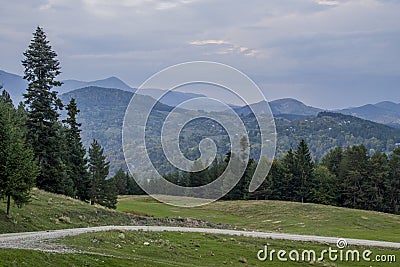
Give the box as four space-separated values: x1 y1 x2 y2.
0 225 399 253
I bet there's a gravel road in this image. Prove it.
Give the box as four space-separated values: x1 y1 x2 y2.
0 226 399 253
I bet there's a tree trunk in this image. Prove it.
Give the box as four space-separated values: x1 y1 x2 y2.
6 195 11 217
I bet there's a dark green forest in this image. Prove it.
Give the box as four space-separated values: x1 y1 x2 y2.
138 140 400 214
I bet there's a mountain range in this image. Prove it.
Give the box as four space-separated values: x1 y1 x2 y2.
2 69 400 128
2 69 399 128
2 69 400 175
56 86 400 175
0 70 206 108
235 98 322 117
338 102 400 128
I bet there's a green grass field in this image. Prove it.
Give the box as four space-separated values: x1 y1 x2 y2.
0 188 135 233
117 195 400 242
1 230 398 267
1 191 399 266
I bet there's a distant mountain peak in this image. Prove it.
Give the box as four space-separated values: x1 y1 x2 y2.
59 76 134 94
376 100 397 105
95 76 125 83
269 98 322 116
107 76 121 80
272 97 304 104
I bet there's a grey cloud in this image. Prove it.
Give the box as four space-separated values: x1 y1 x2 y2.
0 0 399 108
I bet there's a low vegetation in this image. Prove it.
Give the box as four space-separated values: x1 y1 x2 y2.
0 188 132 234
0 188 222 234
1 230 399 266
0 186 398 266
2 187 399 244
118 196 400 243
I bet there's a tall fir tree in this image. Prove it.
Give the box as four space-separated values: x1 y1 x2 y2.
221 151 243 200
295 139 314 203
203 157 225 198
281 149 297 201
126 171 145 195
88 139 117 208
109 168 145 196
189 159 208 187
232 136 253 200
0 89 39 216
254 158 284 200
310 165 338 206
365 151 388 211
22 26 73 195
339 145 369 209
113 168 127 195
386 147 400 214
62 98 90 200
321 147 343 178
239 158 256 200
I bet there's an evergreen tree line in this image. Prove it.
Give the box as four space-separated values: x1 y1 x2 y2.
146 139 399 214
256 141 400 214
0 27 118 215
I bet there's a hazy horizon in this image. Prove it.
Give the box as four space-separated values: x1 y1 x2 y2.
2 68 399 110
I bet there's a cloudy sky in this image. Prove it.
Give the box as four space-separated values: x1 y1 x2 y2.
0 0 399 108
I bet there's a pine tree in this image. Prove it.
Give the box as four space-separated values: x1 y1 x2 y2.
163 170 180 195
339 145 369 208
113 168 127 195
240 158 256 200
221 151 243 200
321 147 343 178
364 151 388 211
386 147 400 214
295 139 314 203
126 172 145 195
88 139 117 208
0 89 39 216
281 149 297 201
22 26 72 195
100 178 118 209
203 157 225 198
310 166 338 206
189 159 207 187
254 158 284 200
62 98 90 200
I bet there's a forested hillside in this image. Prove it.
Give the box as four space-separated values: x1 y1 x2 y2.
275 111 400 157
60 87 400 175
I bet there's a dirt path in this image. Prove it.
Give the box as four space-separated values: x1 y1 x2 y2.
0 225 399 253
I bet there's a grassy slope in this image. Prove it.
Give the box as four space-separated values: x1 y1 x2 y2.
1 230 399 267
117 196 400 242
1 189 398 243
0 190 399 266
0 188 135 234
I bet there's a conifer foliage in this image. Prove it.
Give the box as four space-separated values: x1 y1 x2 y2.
0 89 39 216
1 26 120 212
22 26 73 195
88 139 118 209
63 98 90 201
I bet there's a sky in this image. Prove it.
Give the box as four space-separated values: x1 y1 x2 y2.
0 0 399 109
